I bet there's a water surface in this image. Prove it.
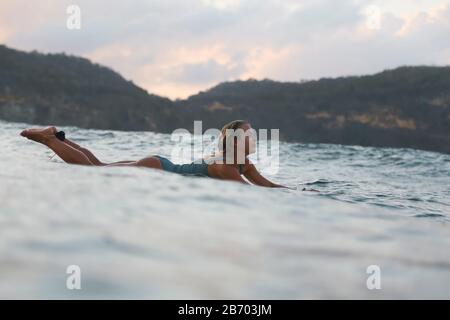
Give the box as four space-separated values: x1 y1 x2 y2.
0 120 449 299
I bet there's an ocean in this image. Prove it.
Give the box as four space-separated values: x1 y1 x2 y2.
0 120 449 299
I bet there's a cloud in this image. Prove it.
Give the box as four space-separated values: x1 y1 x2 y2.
281 3 450 80
165 59 245 84
1 0 449 99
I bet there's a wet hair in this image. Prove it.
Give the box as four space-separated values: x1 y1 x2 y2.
218 120 249 153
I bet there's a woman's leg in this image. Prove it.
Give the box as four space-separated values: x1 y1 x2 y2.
63 138 135 166
21 127 163 169
47 138 95 165
105 156 163 169
63 138 104 165
21 127 94 165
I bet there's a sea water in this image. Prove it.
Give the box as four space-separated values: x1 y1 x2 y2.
0 120 449 299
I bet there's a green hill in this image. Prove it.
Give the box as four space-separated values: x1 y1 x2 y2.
0 45 178 132
177 68 450 153
1 44 449 154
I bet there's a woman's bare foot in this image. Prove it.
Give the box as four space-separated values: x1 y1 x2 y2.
20 126 58 144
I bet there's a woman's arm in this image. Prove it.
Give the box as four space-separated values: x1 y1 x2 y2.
243 163 289 188
218 166 251 185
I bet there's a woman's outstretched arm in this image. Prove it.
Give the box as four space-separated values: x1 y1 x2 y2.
243 163 289 188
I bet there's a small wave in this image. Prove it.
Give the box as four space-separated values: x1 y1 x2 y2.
406 197 423 202
301 179 332 186
413 213 445 218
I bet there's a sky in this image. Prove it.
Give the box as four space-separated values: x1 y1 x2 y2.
0 0 449 99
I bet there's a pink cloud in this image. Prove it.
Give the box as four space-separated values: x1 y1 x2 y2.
1 0 449 99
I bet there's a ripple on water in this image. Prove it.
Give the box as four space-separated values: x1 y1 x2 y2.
1 120 450 299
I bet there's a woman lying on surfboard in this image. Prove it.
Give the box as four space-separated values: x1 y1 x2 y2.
20 120 296 188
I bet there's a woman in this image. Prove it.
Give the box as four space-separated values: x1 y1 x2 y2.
20 120 288 188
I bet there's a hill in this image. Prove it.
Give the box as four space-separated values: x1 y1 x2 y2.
177 68 450 153
1 45 449 154
0 45 178 132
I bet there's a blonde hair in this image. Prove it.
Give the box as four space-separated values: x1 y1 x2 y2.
218 120 249 153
